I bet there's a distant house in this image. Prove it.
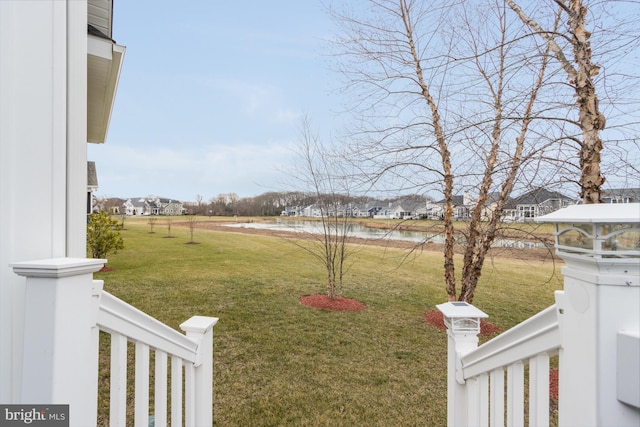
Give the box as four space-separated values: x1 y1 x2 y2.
124 198 148 215
350 201 383 218
436 193 474 220
602 188 640 204
147 198 183 215
480 192 502 221
302 204 323 217
504 188 576 221
123 197 184 216
424 200 444 220
100 197 126 215
281 206 304 216
372 200 424 219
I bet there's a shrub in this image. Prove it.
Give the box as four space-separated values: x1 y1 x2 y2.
87 211 125 259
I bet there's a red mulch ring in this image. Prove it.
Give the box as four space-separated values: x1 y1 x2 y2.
299 294 366 312
423 309 501 336
98 266 114 272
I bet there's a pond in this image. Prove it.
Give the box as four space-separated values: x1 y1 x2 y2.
223 219 545 249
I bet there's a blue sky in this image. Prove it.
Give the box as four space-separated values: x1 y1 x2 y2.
90 1 345 201
90 1 639 203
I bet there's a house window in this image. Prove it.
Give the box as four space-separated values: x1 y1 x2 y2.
518 205 536 218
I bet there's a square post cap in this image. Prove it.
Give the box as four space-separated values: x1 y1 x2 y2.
437 302 488 334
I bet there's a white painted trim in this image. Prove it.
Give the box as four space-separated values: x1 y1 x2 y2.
12 258 105 278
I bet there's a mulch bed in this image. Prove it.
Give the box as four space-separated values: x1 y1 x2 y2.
299 294 366 311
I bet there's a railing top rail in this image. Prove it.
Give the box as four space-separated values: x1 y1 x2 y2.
97 291 198 362
461 303 561 379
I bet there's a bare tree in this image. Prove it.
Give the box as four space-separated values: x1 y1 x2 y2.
148 217 158 233
506 0 603 203
186 214 198 244
330 0 566 302
289 117 360 299
166 216 173 238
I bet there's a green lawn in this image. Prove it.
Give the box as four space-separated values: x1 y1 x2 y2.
96 218 563 426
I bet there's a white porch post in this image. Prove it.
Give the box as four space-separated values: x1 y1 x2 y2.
12 258 105 427
437 302 488 427
539 203 640 426
180 316 219 427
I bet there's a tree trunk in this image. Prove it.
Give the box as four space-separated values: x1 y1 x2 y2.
399 0 457 300
568 0 605 203
507 0 605 204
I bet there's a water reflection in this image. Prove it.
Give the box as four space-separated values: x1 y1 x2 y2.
223 220 544 249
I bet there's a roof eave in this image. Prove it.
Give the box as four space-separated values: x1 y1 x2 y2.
87 34 125 144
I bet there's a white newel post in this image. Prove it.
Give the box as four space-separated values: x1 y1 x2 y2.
538 203 640 427
437 302 488 427
181 315 219 427
12 258 105 427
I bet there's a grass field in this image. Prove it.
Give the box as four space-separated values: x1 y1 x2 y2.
96 217 563 426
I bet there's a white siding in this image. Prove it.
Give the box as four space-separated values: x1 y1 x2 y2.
0 0 88 402
88 0 112 38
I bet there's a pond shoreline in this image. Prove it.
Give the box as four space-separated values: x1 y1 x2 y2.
181 218 559 263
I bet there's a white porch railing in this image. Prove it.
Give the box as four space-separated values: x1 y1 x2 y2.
439 300 561 427
438 204 640 427
12 258 218 427
97 288 218 427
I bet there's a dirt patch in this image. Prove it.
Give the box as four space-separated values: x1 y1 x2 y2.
299 294 366 312
98 266 114 273
423 309 501 336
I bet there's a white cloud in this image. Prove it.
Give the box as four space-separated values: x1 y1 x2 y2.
273 108 302 124
89 139 295 201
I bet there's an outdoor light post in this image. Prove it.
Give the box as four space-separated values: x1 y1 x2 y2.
538 203 640 426
437 301 488 427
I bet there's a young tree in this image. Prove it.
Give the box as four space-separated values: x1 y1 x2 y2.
148 217 158 233
87 211 124 259
186 215 198 244
330 0 565 302
166 216 173 238
290 117 359 299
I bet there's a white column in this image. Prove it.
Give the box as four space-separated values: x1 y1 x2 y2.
438 302 487 427
1 0 75 402
66 0 89 257
443 322 483 427
180 316 219 427
556 255 640 426
12 258 105 427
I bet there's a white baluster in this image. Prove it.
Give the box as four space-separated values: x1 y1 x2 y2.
134 342 150 427
478 373 489 427
171 356 183 426
506 361 524 427
490 368 505 427
110 333 128 427
155 350 168 427
529 353 550 427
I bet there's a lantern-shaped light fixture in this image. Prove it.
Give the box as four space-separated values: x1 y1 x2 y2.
436 301 488 335
537 203 640 263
